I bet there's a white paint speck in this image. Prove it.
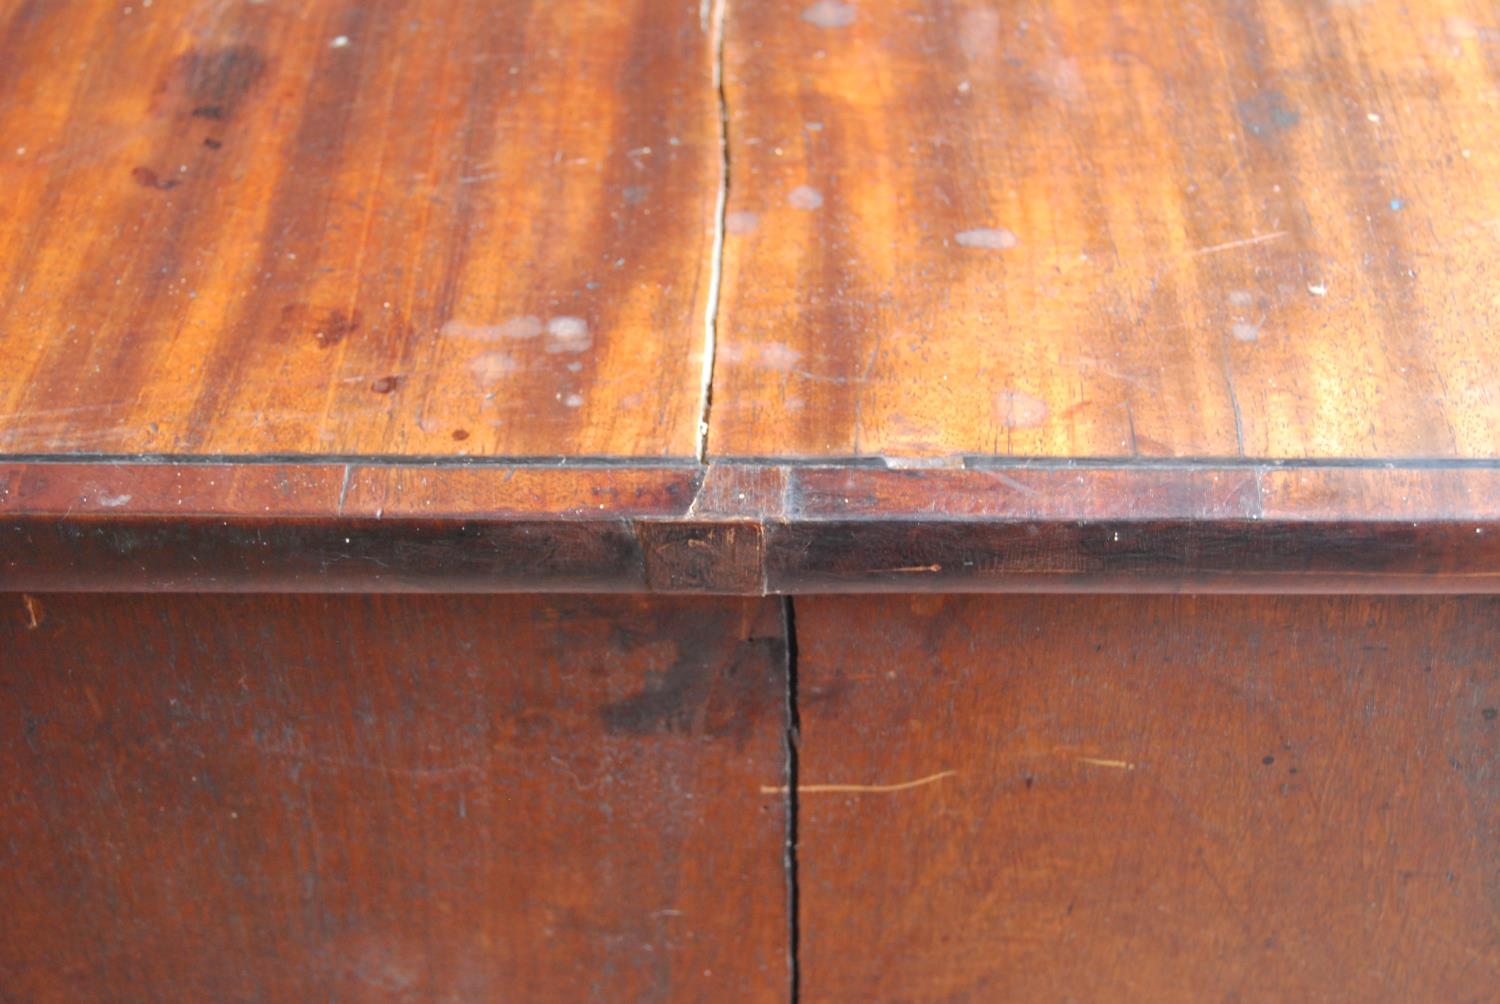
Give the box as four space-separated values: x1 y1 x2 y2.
802 0 856 28
442 316 543 341
758 342 803 370
544 316 592 354
330 35 350 48
97 492 133 507
1227 289 1254 307
955 227 1018 250
469 352 518 384
1232 322 1261 342
1308 282 1327 296
1367 112 1381 123
789 185 824 210
563 393 584 408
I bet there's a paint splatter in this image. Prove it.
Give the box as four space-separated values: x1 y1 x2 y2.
469 352 518 384
442 316 543 341
543 316 592 354
789 185 824 210
995 389 1048 429
956 227 1018 250
759 342 802 370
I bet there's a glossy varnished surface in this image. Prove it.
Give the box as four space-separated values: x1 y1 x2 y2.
6 460 1500 593
0 0 718 457
711 0 1500 459
0 593 790 1000
794 595 1500 1000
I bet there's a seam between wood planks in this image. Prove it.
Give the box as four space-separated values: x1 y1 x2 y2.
695 0 731 464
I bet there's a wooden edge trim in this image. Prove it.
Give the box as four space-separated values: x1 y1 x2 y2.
3 461 1499 593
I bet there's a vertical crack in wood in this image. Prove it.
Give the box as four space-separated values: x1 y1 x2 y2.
696 0 730 464
781 595 802 1001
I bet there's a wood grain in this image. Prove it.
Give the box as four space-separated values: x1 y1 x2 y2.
0 592 789 1001
711 0 1500 460
7 461 1500 593
0 0 719 458
766 463 1500 593
794 594 1500 1001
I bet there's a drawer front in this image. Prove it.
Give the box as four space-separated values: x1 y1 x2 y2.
794 595 1500 1002
1 594 790 1002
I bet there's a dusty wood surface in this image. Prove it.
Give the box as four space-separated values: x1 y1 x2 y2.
3 0 1500 579
712 0 1500 460
794 594 1500 1001
0 592 790 1000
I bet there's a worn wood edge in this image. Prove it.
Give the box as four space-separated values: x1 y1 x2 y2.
3 461 1499 593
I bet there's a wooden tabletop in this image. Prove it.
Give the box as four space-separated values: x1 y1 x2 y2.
3 0 1500 592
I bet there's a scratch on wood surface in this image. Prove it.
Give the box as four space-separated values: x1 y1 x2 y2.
337 464 353 514
988 471 1040 497
21 594 42 630
257 747 482 780
1193 231 1287 256
760 770 957 795
1076 756 1136 770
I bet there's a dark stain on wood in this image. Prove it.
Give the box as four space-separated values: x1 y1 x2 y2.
130 166 179 191
601 605 786 744
175 44 266 122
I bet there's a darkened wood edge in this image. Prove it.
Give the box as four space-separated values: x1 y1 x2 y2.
2 462 1499 593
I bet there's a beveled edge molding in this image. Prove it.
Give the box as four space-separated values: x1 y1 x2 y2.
3 460 1499 593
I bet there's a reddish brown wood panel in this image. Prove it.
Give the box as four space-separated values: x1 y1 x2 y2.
7 461 1500 594
0 0 718 458
0 593 789 1001
766 465 1500 593
794 595 1500 1001
712 0 1500 460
